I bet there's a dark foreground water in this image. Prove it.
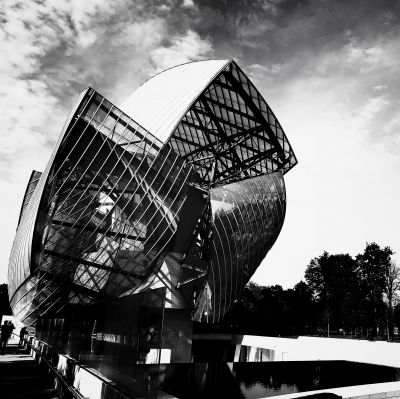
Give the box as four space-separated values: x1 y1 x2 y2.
159 361 400 398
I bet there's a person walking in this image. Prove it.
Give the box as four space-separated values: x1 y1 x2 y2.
7 321 15 341
0 321 9 354
18 326 28 348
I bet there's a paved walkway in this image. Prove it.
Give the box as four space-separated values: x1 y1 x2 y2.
0 344 59 399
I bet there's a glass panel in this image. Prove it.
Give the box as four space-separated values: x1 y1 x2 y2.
208 172 286 322
10 89 196 325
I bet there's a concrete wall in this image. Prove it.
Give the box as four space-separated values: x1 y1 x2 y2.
233 336 400 399
235 335 400 368
273 381 400 399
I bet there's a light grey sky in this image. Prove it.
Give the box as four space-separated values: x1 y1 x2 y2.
1 0 399 287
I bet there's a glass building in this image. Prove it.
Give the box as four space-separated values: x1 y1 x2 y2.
8 59 297 335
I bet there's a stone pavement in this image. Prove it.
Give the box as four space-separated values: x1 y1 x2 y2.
0 344 59 399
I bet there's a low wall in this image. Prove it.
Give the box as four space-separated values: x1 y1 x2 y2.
236 336 400 367
274 381 400 399
230 336 400 399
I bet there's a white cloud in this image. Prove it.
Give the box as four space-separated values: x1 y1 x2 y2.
115 18 167 50
373 85 388 92
246 62 282 82
75 30 98 48
182 0 195 8
346 40 383 65
383 115 400 136
157 4 173 13
50 0 129 43
0 0 125 161
341 36 400 75
247 63 281 74
150 30 214 71
237 23 275 48
355 96 389 122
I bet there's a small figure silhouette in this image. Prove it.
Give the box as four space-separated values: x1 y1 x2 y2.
0 321 10 354
18 326 28 349
7 321 15 338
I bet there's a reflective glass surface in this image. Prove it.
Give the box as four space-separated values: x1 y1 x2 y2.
36 288 167 398
17 170 42 226
168 61 297 187
9 89 195 325
205 172 286 322
9 60 296 328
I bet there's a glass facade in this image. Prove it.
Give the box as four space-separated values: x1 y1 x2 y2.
9 89 196 326
17 170 42 226
169 62 296 187
36 288 167 398
206 172 286 322
8 59 297 331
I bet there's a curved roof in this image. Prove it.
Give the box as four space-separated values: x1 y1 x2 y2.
120 59 297 187
120 59 230 143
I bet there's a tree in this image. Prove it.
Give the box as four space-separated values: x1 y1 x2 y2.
221 282 266 333
356 242 394 337
286 281 316 335
259 284 287 335
305 252 360 333
383 261 400 338
223 281 317 336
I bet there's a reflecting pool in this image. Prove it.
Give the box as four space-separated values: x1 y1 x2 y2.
159 361 400 398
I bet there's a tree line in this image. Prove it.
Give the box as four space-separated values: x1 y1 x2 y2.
221 242 400 339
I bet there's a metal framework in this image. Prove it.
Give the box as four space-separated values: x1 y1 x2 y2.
8 59 297 326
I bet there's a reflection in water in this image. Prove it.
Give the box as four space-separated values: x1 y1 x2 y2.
160 361 400 399
35 290 400 398
239 382 297 398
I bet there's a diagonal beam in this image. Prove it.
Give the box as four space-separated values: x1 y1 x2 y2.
50 219 145 242
222 70 286 158
200 99 250 178
180 120 219 139
91 100 160 151
44 249 143 279
38 270 110 302
215 149 278 184
170 132 204 148
194 105 247 133
202 92 259 123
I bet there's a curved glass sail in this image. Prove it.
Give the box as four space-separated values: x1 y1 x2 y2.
9 89 195 325
9 59 297 327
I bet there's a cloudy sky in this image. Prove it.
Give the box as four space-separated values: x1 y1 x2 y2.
1 0 399 287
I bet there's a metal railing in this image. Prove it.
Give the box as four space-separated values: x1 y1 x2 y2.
12 333 132 399
10 332 85 399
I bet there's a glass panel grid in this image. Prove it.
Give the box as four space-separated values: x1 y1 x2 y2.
9 89 195 325
169 62 297 187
